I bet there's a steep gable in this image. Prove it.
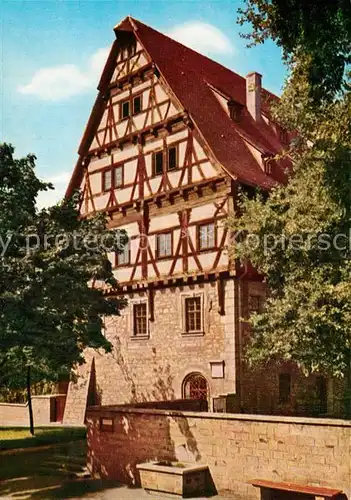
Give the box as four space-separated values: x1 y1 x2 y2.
67 16 288 199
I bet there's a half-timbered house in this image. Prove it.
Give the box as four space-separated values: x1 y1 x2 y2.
63 17 338 424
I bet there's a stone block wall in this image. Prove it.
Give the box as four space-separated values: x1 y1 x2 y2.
0 395 60 426
78 279 237 410
63 277 345 425
86 406 351 500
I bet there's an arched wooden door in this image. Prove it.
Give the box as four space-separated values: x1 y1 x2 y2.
182 373 208 401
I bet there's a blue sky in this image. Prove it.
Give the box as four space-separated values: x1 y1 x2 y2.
1 0 287 207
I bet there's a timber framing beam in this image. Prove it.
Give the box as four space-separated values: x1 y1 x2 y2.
106 270 235 296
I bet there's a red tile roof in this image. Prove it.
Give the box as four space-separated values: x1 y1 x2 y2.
66 17 289 198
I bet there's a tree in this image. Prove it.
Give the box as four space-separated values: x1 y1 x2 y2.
238 0 351 102
0 144 127 433
228 3 351 416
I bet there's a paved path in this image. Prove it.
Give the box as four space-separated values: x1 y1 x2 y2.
0 442 237 499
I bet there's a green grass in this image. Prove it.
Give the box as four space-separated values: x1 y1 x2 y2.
0 426 86 451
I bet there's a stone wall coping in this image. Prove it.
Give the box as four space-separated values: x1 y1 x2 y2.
86 406 351 428
0 394 66 407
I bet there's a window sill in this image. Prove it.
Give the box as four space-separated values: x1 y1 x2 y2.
129 335 150 341
181 331 205 337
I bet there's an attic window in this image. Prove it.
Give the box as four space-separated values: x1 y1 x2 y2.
228 100 243 122
121 44 136 60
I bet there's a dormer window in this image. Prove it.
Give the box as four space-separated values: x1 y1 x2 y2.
121 43 136 61
228 100 244 122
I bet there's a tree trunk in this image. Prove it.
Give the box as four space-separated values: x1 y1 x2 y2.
26 365 35 436
344 349 351 420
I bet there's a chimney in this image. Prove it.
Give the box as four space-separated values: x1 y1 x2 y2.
246 72 262 122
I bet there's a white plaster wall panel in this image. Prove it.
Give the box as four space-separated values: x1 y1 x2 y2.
172 259 182 275
200 161 218 179
193 138 207 160
113 145 138 163
133 114 145 129
87 199 94 213
187 225 196 242
115 187 133 204
109 126 118 143
120 221 139 239
142 87 151 104
144 153 152 177
178 141 186 168
157 103 168 119
173 229 181 243
154 83 169 102
192 167 203 183
97 131 105 145
124 159 138 184
130 241 140 265
116 121 129 137
137 52 149 68
168 103 179 117
89 137 99 151
148 233 156 253
198 252 217 270
135 266 142 280
191 203 216 221
187 256 198 271
149 177 162 193
94 194 109 211
149 213 179 232
112 88 130 103
217 252 228 268
99 111 108 130
89 156 110 173
144 138 163 154
168 170 182 188
166 129 188 145
89 173 101 194
114 267 131 282
155 260 172 277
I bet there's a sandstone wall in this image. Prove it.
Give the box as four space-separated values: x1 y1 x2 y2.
0 395 58 426
86 407 351 500
84 279 237 408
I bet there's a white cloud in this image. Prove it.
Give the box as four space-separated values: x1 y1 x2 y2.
36 170 71 208
18 47 109 101
168 22 236 56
